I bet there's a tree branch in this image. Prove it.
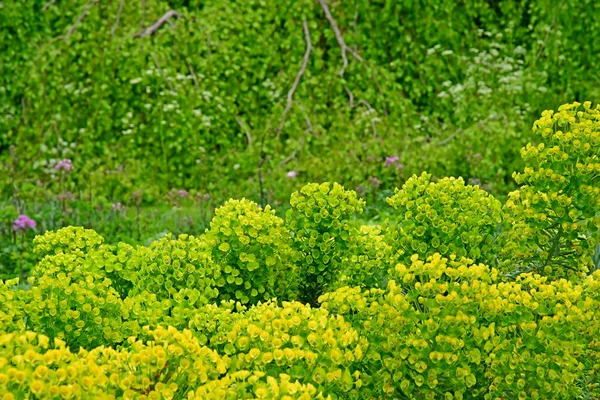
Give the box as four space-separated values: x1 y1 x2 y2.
42 0 56 11
134 10 182 38
234 116 253 148
276 20 312 139
110 0 125 36
64 1 99 41
317 0 363 77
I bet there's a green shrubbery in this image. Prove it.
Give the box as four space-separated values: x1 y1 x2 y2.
3 0 600 207
1 102 599 398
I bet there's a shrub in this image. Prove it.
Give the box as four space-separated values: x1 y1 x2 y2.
31 240 136 297
321 253 597 399
24 272 129 350
207 199 297 304
338 224 392 290
188 300 369 397
385 173 503 265
126 233 219 303
0 326 229 399
287 183 365 305
32 226 104 259
188 371 330 399
501 101 600 278
0 278 27 334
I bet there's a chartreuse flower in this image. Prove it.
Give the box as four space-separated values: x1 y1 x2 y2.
207 198 298 305
188 300 369 396
321 253 597 399
500 101 600 278
385 172 503 266
337 224 392 290
287 182 365 305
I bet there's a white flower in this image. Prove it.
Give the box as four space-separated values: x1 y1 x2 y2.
130 77 142 85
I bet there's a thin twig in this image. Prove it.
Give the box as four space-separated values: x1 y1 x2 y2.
111 0 125 36
276 20 312 139
134 10 182 38
345 87 355 108
234 116 253 148
149 52 175 93
279 150 297 167
317 0 363 77
42 0 56 11
437 134 455 146
257 133 269 208
64 1 99 41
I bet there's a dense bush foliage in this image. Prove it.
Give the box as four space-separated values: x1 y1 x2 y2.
2 0 600 208
501 101 600 278
2 101 600 397
287 182 365 304
385 173 504 266
207 199 297 304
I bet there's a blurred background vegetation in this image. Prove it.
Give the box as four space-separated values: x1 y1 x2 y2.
1 0 599 277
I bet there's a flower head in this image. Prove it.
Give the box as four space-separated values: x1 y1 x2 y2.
13 214 36 231
287 171 298 179
369 176 382 186
55 159 73 172
384 156 400 168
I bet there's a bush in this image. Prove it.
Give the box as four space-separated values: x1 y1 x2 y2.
321 254 599 399
287 183 365 305
385 173 503 266
501 101 600 278
207 199 297 304
338 224 392 290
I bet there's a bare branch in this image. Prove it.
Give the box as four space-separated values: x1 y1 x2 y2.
64 1 99 41
134 10 182 38
149 52 175 93
344 87 354 108
111 0 125 36
42 0 56 11
276 20 312 139
436 134 455 146
317 0 363 77
234 116 253 148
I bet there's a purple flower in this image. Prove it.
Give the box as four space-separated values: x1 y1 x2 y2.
286 170 298 179
13 214 36 231
369 176 382 185
111 202 124 212
55 159 73 172
176 190 189 199
384 156 400 168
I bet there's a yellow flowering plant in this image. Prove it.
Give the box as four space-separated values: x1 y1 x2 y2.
287 182 365 305
206 199 298 304
385 173 503 266
501 101 600 278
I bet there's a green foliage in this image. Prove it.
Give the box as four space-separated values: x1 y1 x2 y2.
24 272 128 350
386 173 504 265
207 199 297 304
321 254 600 399
287 183 365 305
501 102 600 278
338 224 392 290
189 300 368 396
3 0 600 209
32 226 104 259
